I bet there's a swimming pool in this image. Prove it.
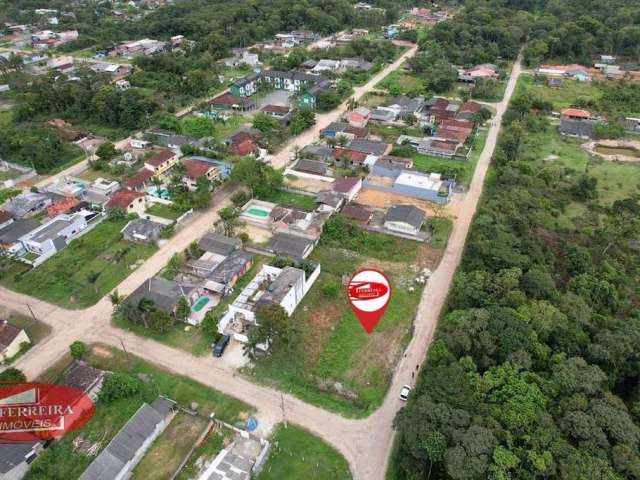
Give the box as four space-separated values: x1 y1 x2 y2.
146 186 171 199
192 296 210 312
246 207 270 218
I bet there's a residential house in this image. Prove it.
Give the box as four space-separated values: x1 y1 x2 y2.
182 158 220 190
377 155 414 169
261 104 291 121
130 138 150 149
0 211 14 230
115 79 130 90
124 169 154 191
315 190 345 211
312 59 341 73
0 441 43 480
458 64 499 82
204 250 253 296
365 169 454 204
332 176 362 201
209 93 256 112
560 108 592 120
332 147 369 168
144 149 179 176
0 218 40 254
117 38 167 57
229 72 261 97
60 361 107 402
293 158 330 177
548 78 563 89
268 233 315 259
341 58 374 72
198 233 242 256
370 107 398 123
106 189 146 216
230 138 259 156
346 107 371 128
321 122 368 139
79 398 176 480
18 210 93 257
0 320 30 363
456 101 483 122
420 97 459 124
347 138 390 156
217 262 321 343
125 277 199 315
4 193 52 218
300 145 334 162
560 118 597 139
384 204 426 236
342 204 373 224
387 96 425 121
121 218 163 244
624 117 640 133
537 64 591 81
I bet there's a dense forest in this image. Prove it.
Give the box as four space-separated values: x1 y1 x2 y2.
394 2 640 479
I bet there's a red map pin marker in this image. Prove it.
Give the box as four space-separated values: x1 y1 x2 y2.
347 269 392 334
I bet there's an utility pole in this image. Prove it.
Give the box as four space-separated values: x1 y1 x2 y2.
280 393 287 428
120 338 130 360
26 303 37 322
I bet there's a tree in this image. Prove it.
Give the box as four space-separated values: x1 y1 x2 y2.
175 296 190 323
99 372 143 402
289 109 316 135
69 341 88 360
0 368 26 382
218 206 241 236
149 308 174 333
95 142 117 161
229 157 282 197
109 290 122 313
246 304 294 355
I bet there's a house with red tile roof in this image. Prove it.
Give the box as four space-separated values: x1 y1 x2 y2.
456 101 483 121
0 320 30 363
46 196 81 218
106 189 146 216
331 147 369 166
124 168 154 191
230 138 259 156
182 159 220 190
342 204 373 224
560 108 591 120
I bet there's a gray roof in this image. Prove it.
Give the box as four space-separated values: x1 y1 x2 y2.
4 193 50 217
388 95 425 113
257 266 304 306
384 204 426 229
315 190 344 208
370 108 397 122
208 250 253 285
79 398 175 480
198 232 242 255
322 122 349 134
0 442 40 474
268 233 314 258
125 277 195 312
347 138 388 156
29 216 75 243
0 218 40 244
295 159 328 176
122 218 163 242
234 71 260 87
60 361 106 393
301 145 333 161
560 118 595 138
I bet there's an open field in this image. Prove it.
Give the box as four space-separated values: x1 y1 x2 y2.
133 412 208 480
25 345 252 480
257 189 317 210
257 425 351 480
515 73 603 110
0 218 157 309
146 202 186 220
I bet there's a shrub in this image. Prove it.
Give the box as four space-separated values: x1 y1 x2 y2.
69 341 88 360
100 372 143 402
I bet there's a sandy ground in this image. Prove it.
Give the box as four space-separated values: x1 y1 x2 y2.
285 176 333 193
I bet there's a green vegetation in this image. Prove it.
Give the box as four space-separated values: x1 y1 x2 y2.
132 412 207 480
0 188 21 204
175 428 228 480
393 71 640 480
0 218 157 309
146 202 185 220
257 189 316 210
257 425 351 480
25 346 252 480
0 309 51 346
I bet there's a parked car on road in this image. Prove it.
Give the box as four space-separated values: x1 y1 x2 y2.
399 384 411 401
213 335 230 357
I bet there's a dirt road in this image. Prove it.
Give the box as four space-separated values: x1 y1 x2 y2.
1 55 522 480
269 44 418 169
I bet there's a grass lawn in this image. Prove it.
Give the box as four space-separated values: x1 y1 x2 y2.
0 308 52 345
132 412 208 480
377 66 424 96
25 345 252 480
146 202 186 220
425 217 453 249
0 218 157 309
112 255 270 356
257 189 316 210
246 239 435 416
212 114 247 140
368 123 425 144
515 74 603 111
257 425 351 480
39 144 86 175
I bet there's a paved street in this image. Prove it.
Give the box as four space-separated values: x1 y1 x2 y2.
0 49 522 479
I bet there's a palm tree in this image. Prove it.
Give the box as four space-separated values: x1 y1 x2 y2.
109 290 122 313
151 176 163 193
347 97 358 111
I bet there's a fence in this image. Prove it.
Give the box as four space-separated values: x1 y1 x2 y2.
0 160 37 189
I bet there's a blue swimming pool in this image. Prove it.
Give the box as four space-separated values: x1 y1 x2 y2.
146 186 171 199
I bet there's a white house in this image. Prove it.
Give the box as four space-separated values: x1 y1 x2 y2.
0 320 30 363
19 211 91 256
218 263 321 343
383 204 426 236
130 138 150 149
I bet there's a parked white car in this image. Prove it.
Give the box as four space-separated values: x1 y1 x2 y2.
399 384 412 401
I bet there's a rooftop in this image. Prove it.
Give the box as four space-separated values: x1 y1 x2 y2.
0 320 24 351
333 176 361 193
268 233 314 258
145 148 176 166
395 171 444 191
257 266 305 307
126 277 195 312
384 204 426 229
106 189 144 210
198 233 242 256
208 250 253 285
182 158 216 179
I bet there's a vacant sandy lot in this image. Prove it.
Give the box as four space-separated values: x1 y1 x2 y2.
285 176 333 193
357 188 457 217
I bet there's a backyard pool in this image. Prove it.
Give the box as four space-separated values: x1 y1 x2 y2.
192 296 211 312
146 186 171 199
246 207 270 218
